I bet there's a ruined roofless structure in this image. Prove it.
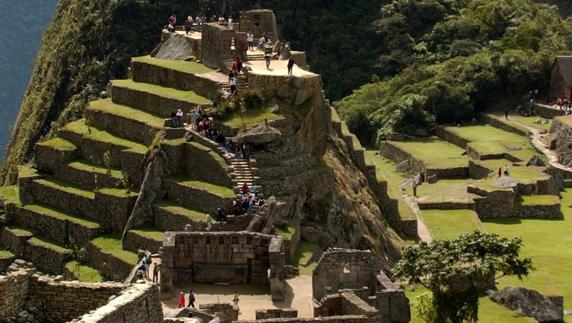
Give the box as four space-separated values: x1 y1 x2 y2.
0 9 412 322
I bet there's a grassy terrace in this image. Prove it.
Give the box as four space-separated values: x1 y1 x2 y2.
28 237 72 254
444 124 538 162
132 55 213 74
518 194 560 206
131 228 164 241
37 137 77 151
112 79 212 105
89 99 165 129
5 226 34 238
64 120 147 154
0 248 15 260
172 177 236 198
64 261 103 283
189 142 229 171
390 137 468 169
35 178 95 199
0 185 20 204
67 160 123 179
364 150 417 221
91 234 138 265
417 179 475 203
224 107 284 131
420 209 483 241
156 201 211 222
22 204 101 228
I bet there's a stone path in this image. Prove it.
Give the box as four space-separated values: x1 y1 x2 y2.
161 275 314 320
245 60 316 78
403 194 433 243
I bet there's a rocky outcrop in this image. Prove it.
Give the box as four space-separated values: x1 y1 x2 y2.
234 125 282 145
490 287 564 322
153 32 201 60
549 116 572 167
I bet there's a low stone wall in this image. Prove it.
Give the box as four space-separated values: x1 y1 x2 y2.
184 142 232 187
469 160 492 179
199 303 238 321
72 283 163 323
0 226 32 258
480 114 530 137
514 202 563 219
533 102 565 119
236 316 372 323
25 239 73 275
0 267 30 318
468 186 516 218
549 116 572 167
131 60 219 101
426 166 469 180
35 142 80 174
418 200 474 210
164 179 234 215
434 126 469 149
466 143 506 161
248 72 322 106
256 308 298 320
24 178 97 219
124 231 163 254
95 189 138 232
54 162 123 191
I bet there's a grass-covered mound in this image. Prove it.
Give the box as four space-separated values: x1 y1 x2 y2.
337 0 572 145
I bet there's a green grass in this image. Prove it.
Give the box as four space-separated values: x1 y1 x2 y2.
131 228 164 241
0 248 15 260
112 79 212 105
224 107 284 131
155 201 211 222
64 261 103 283
365 150 417 221
391 137 468 169
6 226 34 238
64 120 147 154
28 236 72 254
98 187 138 198
420 209 483 241
18 165 39 179
518 195 560 206
67 160 123 179
91 234 138 265
444 124 538 162
275 221 296 239
132 55 213 74
89 99 165 129
35 178 95 199
22 204 101 229
291 241 320 276
506 114 551 132
0 185 20 205
37 137 77 151
417 179 475 203
173 177 236 198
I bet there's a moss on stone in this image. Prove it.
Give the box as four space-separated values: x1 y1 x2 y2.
132 56 213 74
28 237 72 254
0 248 15 260
112 79 212 105
91 234 138 265
18 165 39 179
64 261 103 283
0 185 20 205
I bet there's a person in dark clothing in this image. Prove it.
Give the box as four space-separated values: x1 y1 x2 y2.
187 290 196 308
171 111 179 127
287 58 295 75
235 57 243 74
228 70 235 83
505 107 509 119
216 207 225 222
152 263 160 283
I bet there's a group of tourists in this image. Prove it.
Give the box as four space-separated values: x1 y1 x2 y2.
178 289 240 311
136 252 160 284
168 14 235 33
184 16 207 34
497 165 510 177
170 109 185 128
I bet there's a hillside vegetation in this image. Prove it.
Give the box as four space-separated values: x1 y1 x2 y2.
337 0 572 145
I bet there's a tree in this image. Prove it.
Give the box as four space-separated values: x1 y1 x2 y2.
393 231 534 323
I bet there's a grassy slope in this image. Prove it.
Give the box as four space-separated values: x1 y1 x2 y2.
391 137 468 169
64 260 103 283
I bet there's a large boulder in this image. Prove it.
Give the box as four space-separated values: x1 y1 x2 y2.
234 125 281 145
153 33 200 60
527 155 546 167
490 287 563 322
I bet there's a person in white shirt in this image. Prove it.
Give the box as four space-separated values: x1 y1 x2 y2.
247 32 254 51
228 17 233 30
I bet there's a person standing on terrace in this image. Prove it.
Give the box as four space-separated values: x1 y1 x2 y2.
247 31 254 51
168 14 177 33
184 16 193 35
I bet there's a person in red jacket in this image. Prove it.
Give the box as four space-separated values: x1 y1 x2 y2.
178 292 186 308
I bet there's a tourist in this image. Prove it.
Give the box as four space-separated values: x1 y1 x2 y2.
228 17 233 30
145 254 152 280
171 111 179 127
185 223 192 232
168 14 177 33
218 16 225 25
230 77 237 95
152 263 160 283
136 262 146 280
241 182 249 195
233 291 240 310
287 57 295 75
176 109 184 127
264 45 272 70
184 16 193 34
206 219 213 231
247 31 254 51
178 292 186 308
503 165 510 177
216 206 225 222
497 167 502 177
257 36 266 51
505 107 509 119
235 57 243 74
228 70 235 83
247 198 254 215
187 289 196 308
231 60 238 74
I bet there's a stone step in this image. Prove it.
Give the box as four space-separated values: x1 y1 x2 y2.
110 79 211 118
55 160 124 191
87 234 139 282
164 177 236 214
35 138 80 173
7 203 103 247
124 228 164 254
59 120 147 183
130 55 219 99
153 201 212 231
85 99 164 146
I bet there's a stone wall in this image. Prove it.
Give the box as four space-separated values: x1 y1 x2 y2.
236 316 373 323
513 201 563 219
248 72 322 106
435 126 469 149
480 114 530 137
199 303 239 321
468 185 516 218
161 231 286 296
0 268 30 319
534 102 565 119
72 283 163 323
256 308 298 320
469 160 492 179
201 23 236 69
238 9 279 41
549 115 572 167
